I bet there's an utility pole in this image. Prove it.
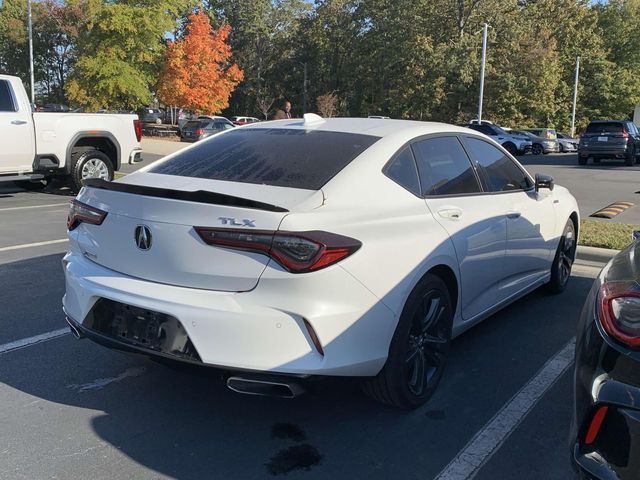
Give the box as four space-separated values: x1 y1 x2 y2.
302 62 308 115
27 0 35 105
570 56 580 138
477 23 488 123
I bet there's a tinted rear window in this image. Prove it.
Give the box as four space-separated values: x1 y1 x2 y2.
586 122 624 134
184 120 209 129
150 128 379 190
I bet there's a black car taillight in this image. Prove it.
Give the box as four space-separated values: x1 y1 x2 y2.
67 199 108 231
598 282 640 348
194 228 361 273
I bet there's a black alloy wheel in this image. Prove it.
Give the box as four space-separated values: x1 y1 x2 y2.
547 219 576 294
532 143 544 155
362 274 453 409
503 142 517 156
405 290 450 396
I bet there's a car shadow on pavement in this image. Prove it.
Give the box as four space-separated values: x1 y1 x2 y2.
0 250 592 479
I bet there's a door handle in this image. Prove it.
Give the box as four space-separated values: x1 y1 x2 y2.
437 208 463 220
10 120 27 125
506 211 521 219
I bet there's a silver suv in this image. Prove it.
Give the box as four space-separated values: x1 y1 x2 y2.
464 121 532 156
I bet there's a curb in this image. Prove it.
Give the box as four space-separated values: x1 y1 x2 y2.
575 245 619 266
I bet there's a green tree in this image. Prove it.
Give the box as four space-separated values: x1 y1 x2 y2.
67 0 194 110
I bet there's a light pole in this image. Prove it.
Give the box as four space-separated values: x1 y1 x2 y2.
477 23 488 123
302 62 308 114
27 0 35 105
570 56 580 138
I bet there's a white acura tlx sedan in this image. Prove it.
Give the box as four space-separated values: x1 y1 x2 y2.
63 115 579 409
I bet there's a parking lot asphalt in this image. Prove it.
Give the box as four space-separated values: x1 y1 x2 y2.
0 149 627 479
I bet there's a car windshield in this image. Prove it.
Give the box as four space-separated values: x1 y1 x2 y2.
149 128 380 190
586 122 624 134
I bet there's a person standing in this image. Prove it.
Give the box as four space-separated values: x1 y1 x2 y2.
272 101 293 120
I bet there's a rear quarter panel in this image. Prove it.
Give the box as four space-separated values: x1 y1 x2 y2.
281 132 460 326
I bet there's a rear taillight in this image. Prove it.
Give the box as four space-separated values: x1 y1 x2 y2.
67 199 107 231
598 282 640 348
196 128 204 136
133 119 142 142
194 228 361 273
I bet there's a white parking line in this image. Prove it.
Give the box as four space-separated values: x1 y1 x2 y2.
0 239 67 252
0 203 68 212
434 338 576 480
0 328 70 355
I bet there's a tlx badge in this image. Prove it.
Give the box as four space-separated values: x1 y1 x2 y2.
218 217 256 227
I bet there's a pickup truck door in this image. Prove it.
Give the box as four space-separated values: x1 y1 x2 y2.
0 78 35 173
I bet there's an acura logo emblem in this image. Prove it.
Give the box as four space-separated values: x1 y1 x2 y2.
135 225 152 250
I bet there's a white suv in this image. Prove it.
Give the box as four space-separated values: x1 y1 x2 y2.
464 121 532 156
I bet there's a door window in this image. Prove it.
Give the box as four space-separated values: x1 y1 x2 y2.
411 136 481 196
462 137 533 192
0 80 16 112
383 146 421 196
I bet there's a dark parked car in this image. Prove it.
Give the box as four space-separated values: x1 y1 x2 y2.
572 238 640 479
140 107 166 124
180 116 234 142
578 120 640 166
512 129 559 155
38 103 71 112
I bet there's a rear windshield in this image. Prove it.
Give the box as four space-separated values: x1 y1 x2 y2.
184 120 209 129
586 122 624 134
149 128 380 190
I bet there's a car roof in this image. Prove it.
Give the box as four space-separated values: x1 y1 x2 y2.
241 117 475 139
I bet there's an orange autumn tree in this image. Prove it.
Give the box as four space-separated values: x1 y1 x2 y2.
157 11 243 115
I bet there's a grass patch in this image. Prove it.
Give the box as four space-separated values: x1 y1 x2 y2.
579 219 639 250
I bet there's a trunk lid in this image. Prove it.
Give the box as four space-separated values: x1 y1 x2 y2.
74 173 323 291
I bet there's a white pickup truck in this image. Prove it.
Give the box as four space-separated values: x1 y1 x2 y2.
0 74 142 191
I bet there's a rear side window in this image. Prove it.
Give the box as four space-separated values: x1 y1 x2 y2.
411 136 481 196
150 128 379 190
462 137 532 192
586 122 624 134
0 80 16 112
384 146 421 196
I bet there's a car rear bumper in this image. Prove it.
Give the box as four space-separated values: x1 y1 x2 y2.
62 250 395 376
573 299 640 479
578 147 630 158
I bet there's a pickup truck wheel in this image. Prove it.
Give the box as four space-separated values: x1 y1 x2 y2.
70 150 114 192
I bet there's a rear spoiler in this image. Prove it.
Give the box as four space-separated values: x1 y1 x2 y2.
82 178 289 213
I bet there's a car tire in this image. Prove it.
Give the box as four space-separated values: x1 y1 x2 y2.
558 143 564 153
503 142 517 156
626 149 635 166
362 274 453 409
532 143 543 155
547 219 576 294
578 155 588 165
69 149 114 193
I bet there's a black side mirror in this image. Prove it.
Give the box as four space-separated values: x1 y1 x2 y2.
535 173 554 192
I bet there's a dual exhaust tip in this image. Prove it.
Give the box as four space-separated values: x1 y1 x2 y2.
67 317 304 399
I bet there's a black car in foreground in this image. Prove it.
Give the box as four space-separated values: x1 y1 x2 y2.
578 120 640 166
572 239 640 479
